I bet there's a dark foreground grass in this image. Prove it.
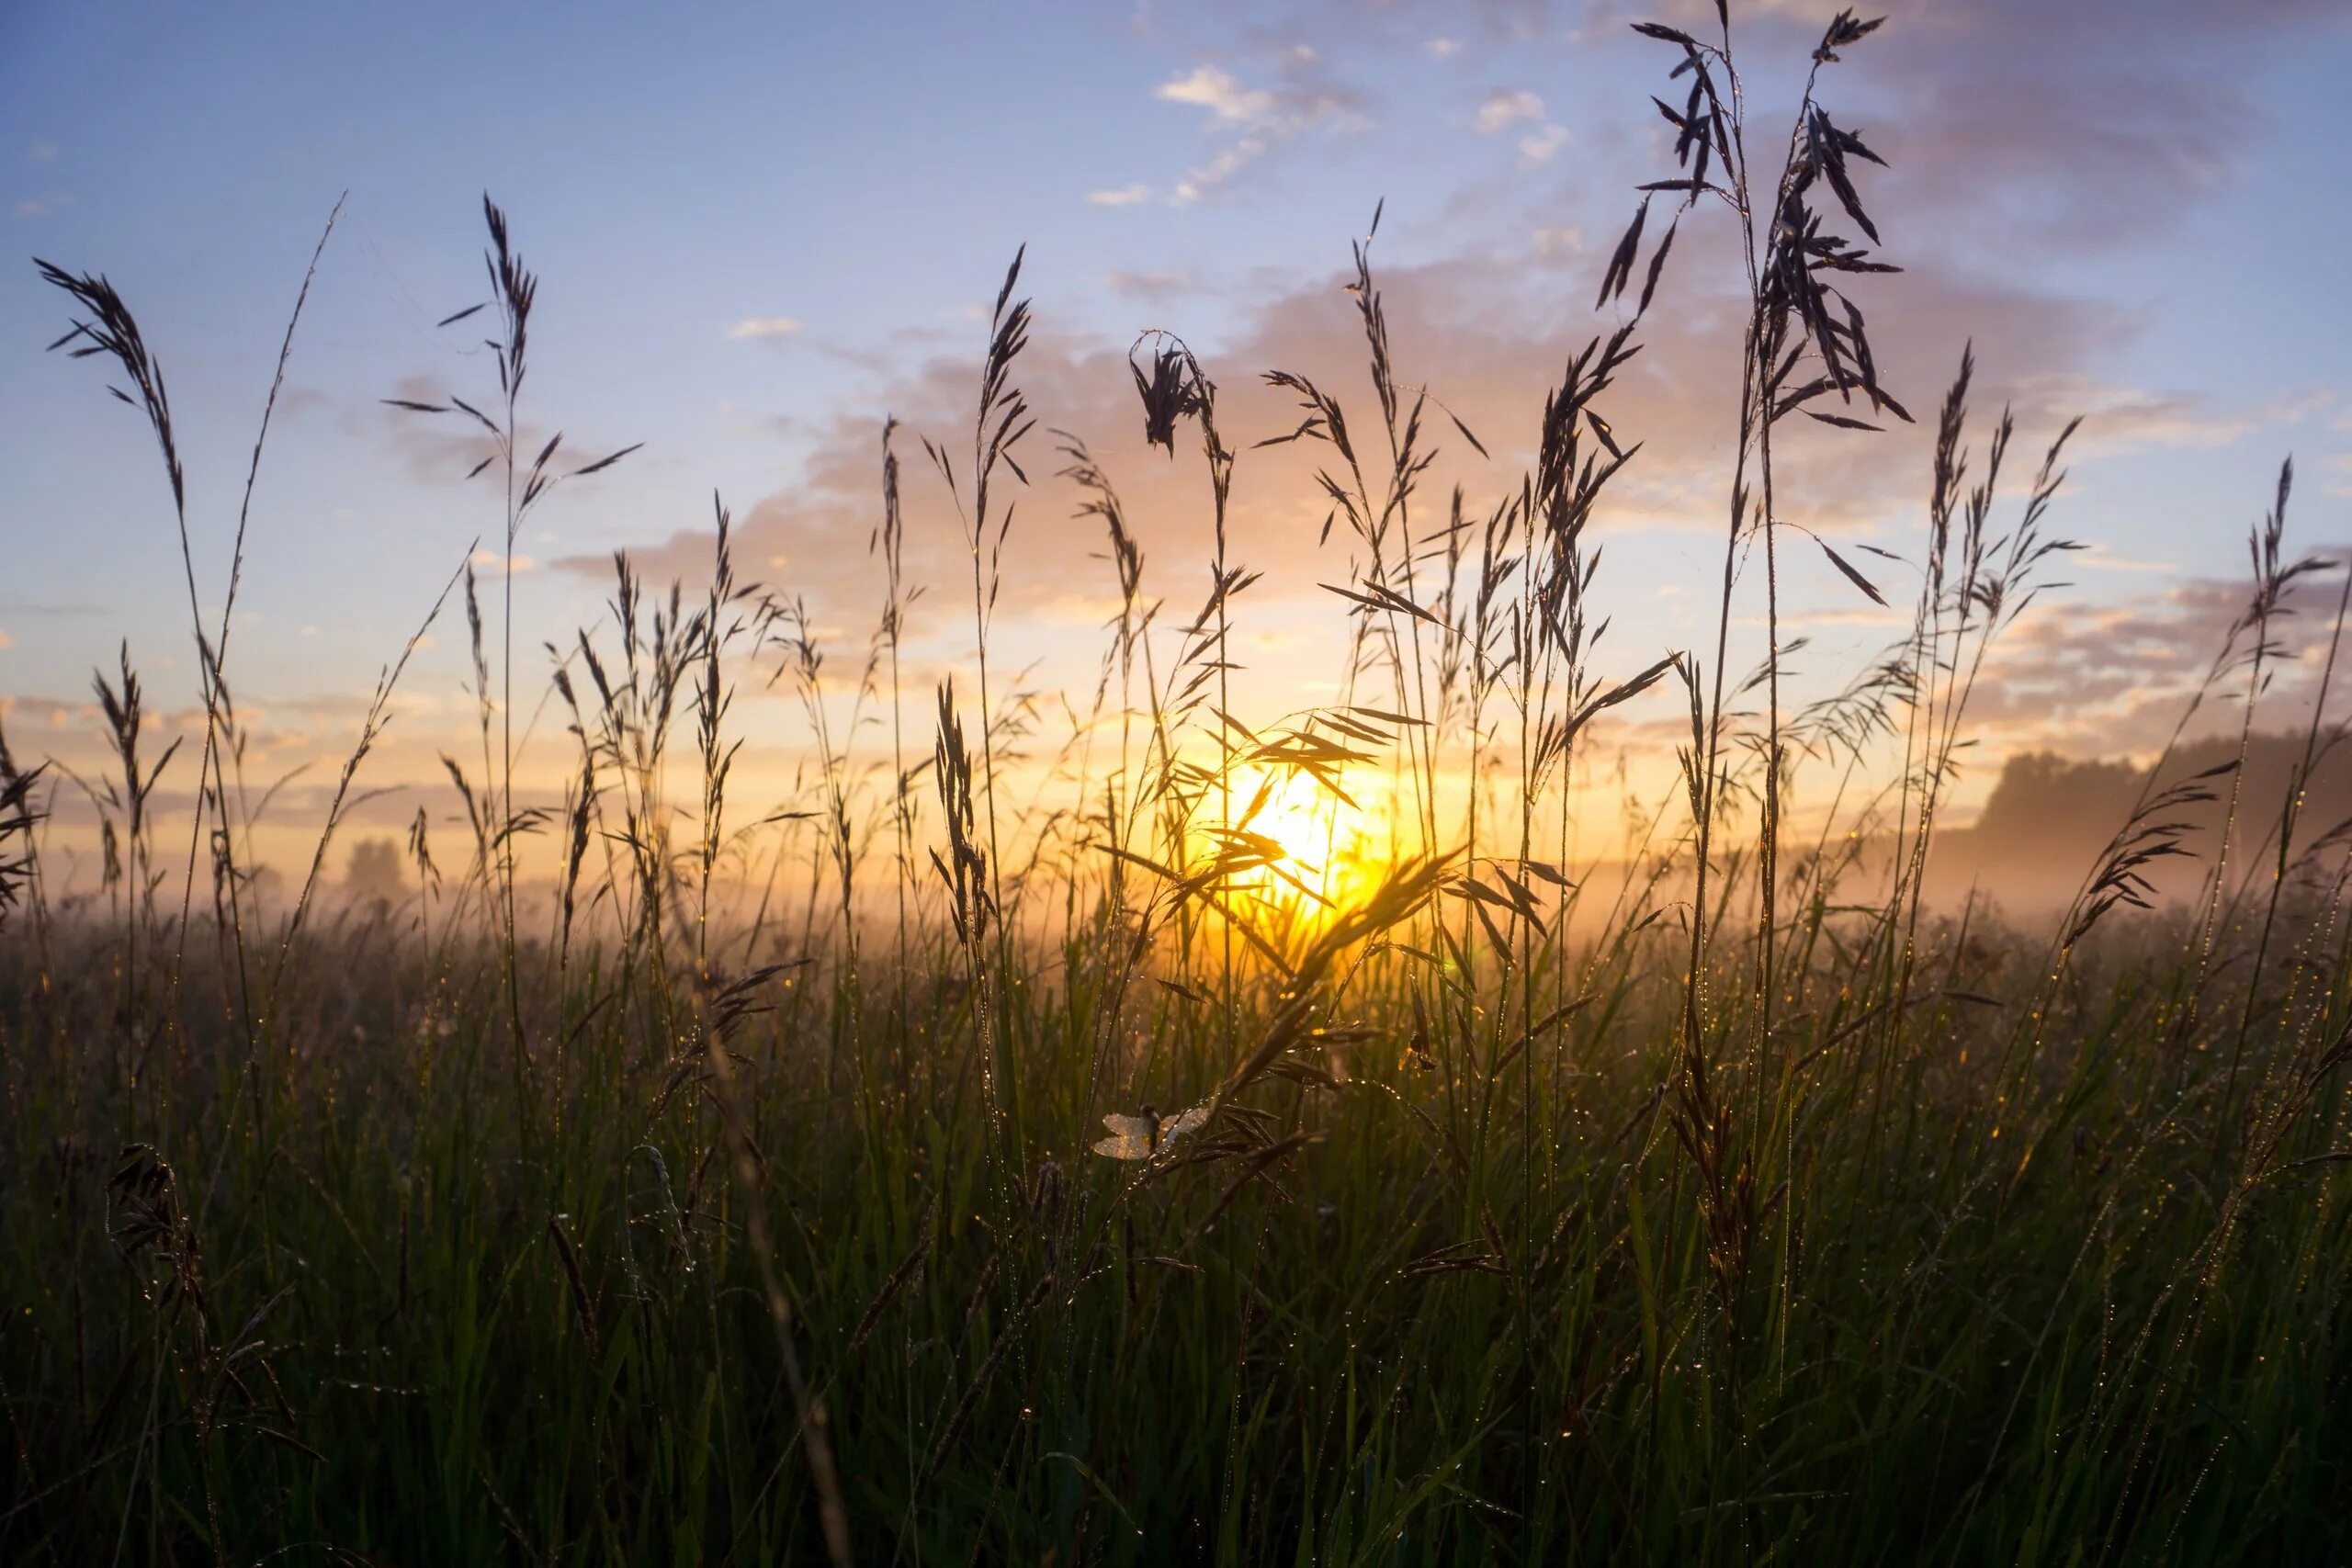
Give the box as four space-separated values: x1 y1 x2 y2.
6 878 2351 1563
6 7 2352 1562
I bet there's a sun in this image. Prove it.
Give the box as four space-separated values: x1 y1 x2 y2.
1203 763 1385 913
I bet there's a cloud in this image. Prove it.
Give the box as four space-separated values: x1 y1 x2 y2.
1087 183 1154 207
1517 123 1567 166
28 141 56 163
1172 139 1272 204
14 194 73 219
371 374 634 492
2073 547 2182 576
1157 64 1275 125
2066 392 2249 456
0 627 14 651
1106 270 1193 305
535 0 2337 753
1946 548 2352 757
727 316 803 342
1150 53 1367 203
376 375 507 483
1607 0 2348 254
1532 226 1585 258
0 602 106 619
1475 89 1544 134
276 386 334 423
561 227 2168 676
1204 0 1555 56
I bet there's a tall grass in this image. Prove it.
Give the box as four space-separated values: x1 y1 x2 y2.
6 8 2352 1563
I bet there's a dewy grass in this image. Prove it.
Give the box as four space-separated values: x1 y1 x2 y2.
6 6 2352 1563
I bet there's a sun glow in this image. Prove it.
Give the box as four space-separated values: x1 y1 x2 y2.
1203 764 1387 916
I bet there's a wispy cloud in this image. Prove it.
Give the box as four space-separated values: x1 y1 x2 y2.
2073 547 2181 575
2015 374 2256 458
1469 87 1558 165
1087 183 1153 207
570 237 2179 626
1157 65 1270 124
1152 57 1364 204
1474 89 1543 134
14 193 73 219
727 316 803 342
1171 140 1271 204
0 603 106 619
1645 0 2352 254
1518 124 1567 166
1532 225 1585 257
1962 556 2352 755
1106 269 1192 305
27 141 56 164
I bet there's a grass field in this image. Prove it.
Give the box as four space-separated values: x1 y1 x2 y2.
6 10 2351 1563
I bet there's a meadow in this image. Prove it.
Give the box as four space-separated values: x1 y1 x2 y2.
5 11 2351 1563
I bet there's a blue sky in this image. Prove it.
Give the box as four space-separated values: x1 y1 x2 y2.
4 0 2350 848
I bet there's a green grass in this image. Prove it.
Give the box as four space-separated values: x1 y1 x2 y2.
6 880 2350 1563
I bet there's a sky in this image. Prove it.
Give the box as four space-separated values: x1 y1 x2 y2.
3 0 2350 878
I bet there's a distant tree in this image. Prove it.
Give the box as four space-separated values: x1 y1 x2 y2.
345 837 405 907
